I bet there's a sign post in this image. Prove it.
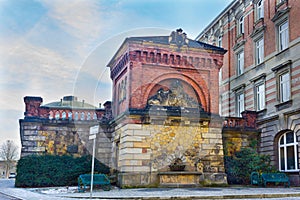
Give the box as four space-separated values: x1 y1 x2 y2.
89 125 99 199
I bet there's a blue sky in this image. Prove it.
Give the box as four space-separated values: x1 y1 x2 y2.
0 0 232 152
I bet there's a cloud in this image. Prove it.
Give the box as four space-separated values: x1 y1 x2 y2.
0 109 23 146
0 39 80 110
40 0 102 40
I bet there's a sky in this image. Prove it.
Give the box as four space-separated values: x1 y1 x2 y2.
0 0 232 153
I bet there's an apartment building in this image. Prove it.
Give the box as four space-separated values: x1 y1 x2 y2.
197 0 300 184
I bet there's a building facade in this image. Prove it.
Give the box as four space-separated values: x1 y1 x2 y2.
196 0 300 185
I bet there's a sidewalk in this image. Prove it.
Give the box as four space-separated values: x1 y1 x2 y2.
52 186 300 199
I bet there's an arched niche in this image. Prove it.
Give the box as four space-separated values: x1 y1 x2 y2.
143 74 209 111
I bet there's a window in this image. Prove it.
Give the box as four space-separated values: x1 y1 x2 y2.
219 68 222 84
218 35 222 47
124 77 127 100
257 0 264 20
279 131 298 171
237 51 244 75
236 92 244 117
255 84 265 111
219 95 222 116
118 84 121 102
255 37 264 65
238 16 244 35
278 21 289 51
279 72 290 102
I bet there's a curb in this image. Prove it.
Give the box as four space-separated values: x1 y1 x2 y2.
62 192 300 199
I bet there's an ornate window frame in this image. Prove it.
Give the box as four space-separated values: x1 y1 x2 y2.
272 60 292 110
255 36 264 65
251 73 266 112
236 50 244 76
238 15 244 36
254 0 264 21
272 7 290 53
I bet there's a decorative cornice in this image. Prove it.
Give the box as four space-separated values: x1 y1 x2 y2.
232 83 246 92
250 73 266 82
250 25 266 38
256 115 279 125
233 40 246 51
271 7 290 22
271 60 292 72
110 53 129 79
284 108 300 117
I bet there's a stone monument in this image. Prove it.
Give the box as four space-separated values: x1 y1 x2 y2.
107 29 227 187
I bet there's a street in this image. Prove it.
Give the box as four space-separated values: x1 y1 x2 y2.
0 192 21 200
0 179 74 200
0 179 21 200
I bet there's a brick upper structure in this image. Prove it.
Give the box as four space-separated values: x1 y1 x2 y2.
107 29 227 118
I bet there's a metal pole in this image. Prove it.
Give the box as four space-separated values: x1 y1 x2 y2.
90 137 96 199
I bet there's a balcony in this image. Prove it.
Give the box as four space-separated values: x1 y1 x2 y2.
223 110 257 130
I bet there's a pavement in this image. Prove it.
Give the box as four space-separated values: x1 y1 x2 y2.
2 179 300 200
46 186 300 200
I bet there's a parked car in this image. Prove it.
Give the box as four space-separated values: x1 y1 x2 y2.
8 173 16 179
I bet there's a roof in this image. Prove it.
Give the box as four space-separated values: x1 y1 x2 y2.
42 96 97 109
125 35 226 52
107 29 227 67
195 0 236 40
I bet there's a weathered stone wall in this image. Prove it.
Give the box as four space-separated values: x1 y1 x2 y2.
19 119 113 167
222 130 259 156
114 117 227 187
20 120 89 157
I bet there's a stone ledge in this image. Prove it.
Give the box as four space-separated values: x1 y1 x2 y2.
158 171 202 187
158 171 202 175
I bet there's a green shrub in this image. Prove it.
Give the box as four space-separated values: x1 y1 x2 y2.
15 155 110 187
225 147 276 184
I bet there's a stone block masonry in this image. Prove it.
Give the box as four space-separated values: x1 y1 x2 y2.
114 117 227 187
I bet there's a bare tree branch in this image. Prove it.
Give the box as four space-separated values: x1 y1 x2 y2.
0 140 19 178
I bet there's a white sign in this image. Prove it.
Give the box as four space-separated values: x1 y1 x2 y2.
89 134 96 140
89 125 99 135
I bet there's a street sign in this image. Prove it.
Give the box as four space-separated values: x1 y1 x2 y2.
89 134 96 140
89 125 99 135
